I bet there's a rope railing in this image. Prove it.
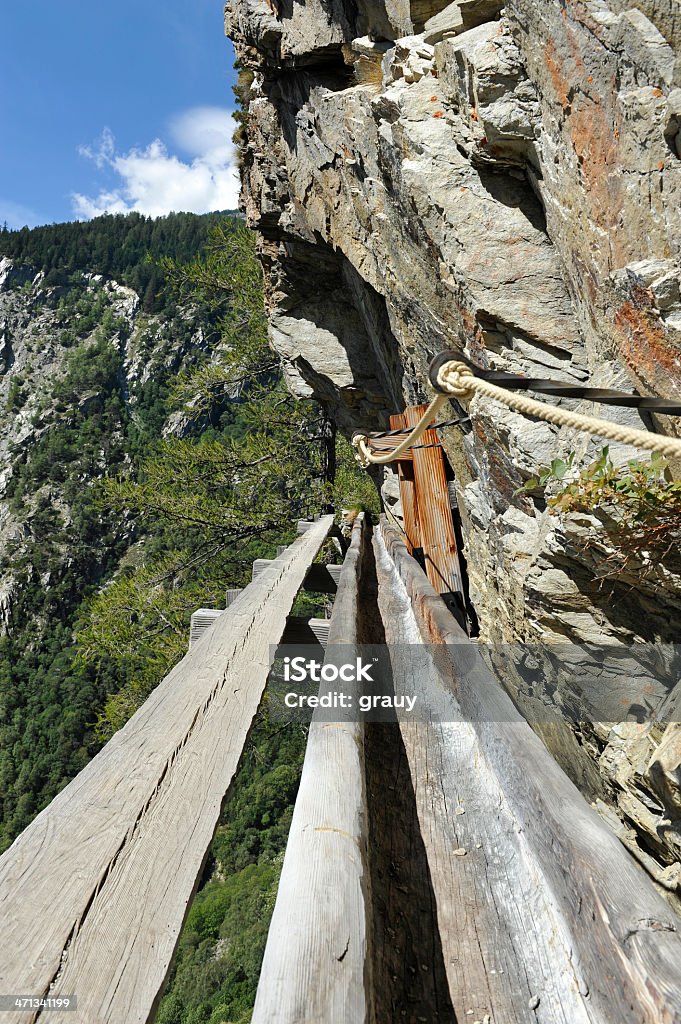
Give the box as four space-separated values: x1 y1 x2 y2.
366 415 471 439
352 350 681 466
353 396 449 466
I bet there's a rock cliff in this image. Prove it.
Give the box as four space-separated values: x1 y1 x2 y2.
226 0 681 902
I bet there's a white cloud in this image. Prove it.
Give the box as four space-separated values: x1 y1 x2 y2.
170 107 235 161
77 127 116 169
73 108 240 219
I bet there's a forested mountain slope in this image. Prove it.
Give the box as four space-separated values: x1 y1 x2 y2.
0 211 229 312
0 213 233 848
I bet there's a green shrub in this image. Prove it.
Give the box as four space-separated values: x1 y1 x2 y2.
520 448 681 572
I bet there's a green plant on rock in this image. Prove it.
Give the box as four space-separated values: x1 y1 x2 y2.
232 62 256 161
6 377 28 412
520 447 681 572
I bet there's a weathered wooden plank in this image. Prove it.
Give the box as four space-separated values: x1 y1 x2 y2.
253 559 342 593
252 515 372 1024
377 519 681 1024
404 404 463 597
390 412 421 554
0 517 334 1024
366 433 413 461
373 532 583 1023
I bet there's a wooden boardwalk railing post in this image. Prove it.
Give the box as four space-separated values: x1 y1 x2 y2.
389 412 420 554
404 404 463 598
0 517 334 1024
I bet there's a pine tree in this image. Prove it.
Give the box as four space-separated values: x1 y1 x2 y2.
77 222 367 737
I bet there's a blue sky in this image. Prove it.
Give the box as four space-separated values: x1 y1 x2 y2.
1 0 239 228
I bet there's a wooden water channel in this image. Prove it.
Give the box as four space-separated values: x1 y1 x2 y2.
1 514 681 1023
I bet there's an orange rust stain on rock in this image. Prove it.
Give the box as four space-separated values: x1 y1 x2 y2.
571 97 617 168
565 21 587 78
544 38 570 109
459 307 485 353
614 300 681 387
570 100 624 233
652 88 663 98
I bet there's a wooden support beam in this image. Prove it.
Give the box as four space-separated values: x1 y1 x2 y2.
191 612 331 649
376 519 681 1024
0 517 334 1024
225 588 242 607
252 515 372 1024
404 404 463 596
304 563 341 593
189 608 222 648
366 434 413 461
280 617 330 647
389 412 421 554
253 559 342 594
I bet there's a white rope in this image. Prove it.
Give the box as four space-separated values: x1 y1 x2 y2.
437 361 681 459
352 395 448 466
352 362 681 466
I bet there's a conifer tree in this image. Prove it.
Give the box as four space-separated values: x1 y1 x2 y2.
78 221 375 737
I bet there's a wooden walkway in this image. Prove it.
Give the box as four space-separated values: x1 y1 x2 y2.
254 519 681 1024
2 513 681 1024
0 517 333 1024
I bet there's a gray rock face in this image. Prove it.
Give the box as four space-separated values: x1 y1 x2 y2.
423 0 503 44
226 0 681 894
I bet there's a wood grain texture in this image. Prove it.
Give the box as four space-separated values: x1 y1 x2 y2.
366 434 414 461
252 515 373 1024
378 519 681 1024
253 560 341 594
0 516 333 1024
389 413 421 554
404 405 463 597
